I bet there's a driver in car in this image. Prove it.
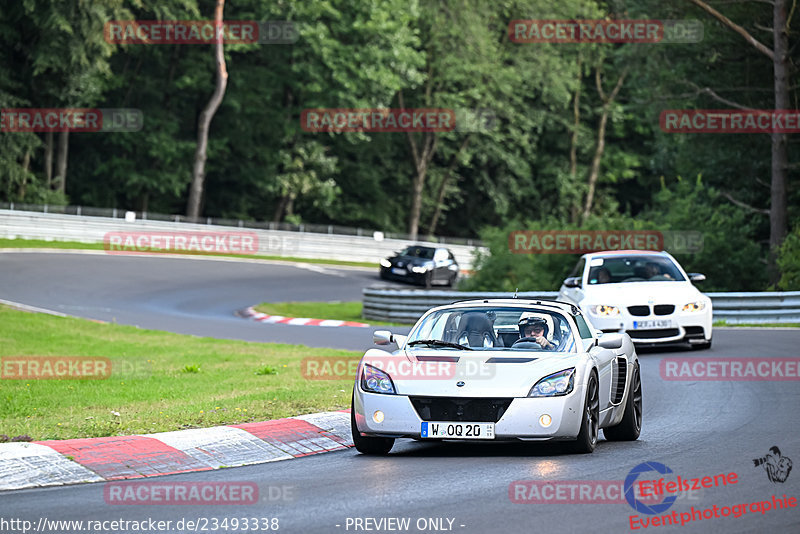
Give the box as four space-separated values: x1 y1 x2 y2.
518 315 556 350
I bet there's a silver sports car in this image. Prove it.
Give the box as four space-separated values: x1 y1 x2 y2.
351 299 642 454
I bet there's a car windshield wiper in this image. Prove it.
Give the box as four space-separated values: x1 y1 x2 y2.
407 339 473 350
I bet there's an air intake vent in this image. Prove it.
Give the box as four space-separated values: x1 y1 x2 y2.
612 358 627 404
654 305 675 315
628 306 650 316
409 397 512 423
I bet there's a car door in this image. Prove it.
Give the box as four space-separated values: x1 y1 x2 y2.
432 248 450 283
575 313 615 411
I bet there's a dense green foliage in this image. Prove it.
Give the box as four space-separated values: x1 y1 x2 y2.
0 0 797 290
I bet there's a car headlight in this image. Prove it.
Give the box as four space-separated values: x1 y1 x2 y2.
683 301 706 312
410 265 428 274
528 368 575 397
361 364 396 395
589 305 620 317
380 258 392 268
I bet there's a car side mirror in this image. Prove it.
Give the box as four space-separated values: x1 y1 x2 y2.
563 277 582 288
598 333 623 349
688 273 706 283
373 330 394 345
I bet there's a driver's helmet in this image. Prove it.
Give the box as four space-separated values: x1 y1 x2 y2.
518 312 550 339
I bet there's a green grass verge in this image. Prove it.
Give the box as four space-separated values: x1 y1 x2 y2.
0 238 376 268
253 301 410 327
0 305 360 441
713 320 800 328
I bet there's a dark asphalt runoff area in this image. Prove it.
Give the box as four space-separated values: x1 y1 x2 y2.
1 251 799 533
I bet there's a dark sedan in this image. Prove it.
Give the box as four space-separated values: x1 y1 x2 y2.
379 245 459 287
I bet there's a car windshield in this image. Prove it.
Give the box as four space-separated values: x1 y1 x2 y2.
587 255 686 284
407 306 577 352
399 246 435 259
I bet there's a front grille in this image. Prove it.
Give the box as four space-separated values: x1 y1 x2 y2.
410 397 512 423
653 305 675 315
628 306 650 316
611 358 627 404
628 328 680 339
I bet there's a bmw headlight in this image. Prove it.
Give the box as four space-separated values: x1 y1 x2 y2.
380 258 392 268
361 364 396 395
410 265 428 274
682 301 706 312
528 368 575 397
590 305 620 317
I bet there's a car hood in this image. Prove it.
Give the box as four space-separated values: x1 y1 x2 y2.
362 348 584 397
581 281 706 306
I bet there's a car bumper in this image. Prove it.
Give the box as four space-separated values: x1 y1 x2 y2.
380 267 428 285
352 387 585 441
588 310 712 344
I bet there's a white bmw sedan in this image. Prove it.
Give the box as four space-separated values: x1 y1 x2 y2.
557 250 712 349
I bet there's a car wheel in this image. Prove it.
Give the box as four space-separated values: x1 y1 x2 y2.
351 392 394 455
691 337 712 350
446 273 457 287
569 371 599 453
603 363 642 441
423 271 433 289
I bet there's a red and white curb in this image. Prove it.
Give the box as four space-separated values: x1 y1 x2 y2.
0 411 352 492
238 306 370 328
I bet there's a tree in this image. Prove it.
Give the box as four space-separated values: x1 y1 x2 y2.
685 0 794 284
186 0 228 219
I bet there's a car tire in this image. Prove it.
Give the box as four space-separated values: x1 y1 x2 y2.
603 363 642 441
446 273 457 287
423 271 433 289
569 371 599 454
351 392 394 455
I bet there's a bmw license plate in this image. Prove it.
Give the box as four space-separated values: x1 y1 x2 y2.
391 267 407 275
633 320 673 329
420 422 495 439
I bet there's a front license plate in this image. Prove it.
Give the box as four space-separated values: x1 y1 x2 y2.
391 267 407 275
633 320 673 329
420 422 495 439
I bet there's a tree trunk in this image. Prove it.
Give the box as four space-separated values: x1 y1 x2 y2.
19 149 31 199
569 53 582 223
428 135 471 236
186 0 228 220
55 130 69 194
44 131 53 189
273 194 290 222
769 0 789 284
581 65 628 222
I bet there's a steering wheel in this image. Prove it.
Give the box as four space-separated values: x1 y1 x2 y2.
512 336 545 347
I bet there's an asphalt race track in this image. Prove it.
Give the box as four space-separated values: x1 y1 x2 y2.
0 251 410 350
1 251 799 533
